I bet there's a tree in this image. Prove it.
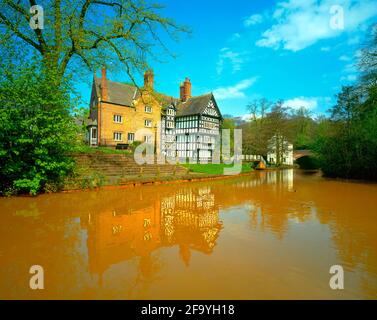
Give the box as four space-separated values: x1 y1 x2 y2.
247 98 270 121
314 85 377 180
0 0 189 195
359 24 377 87
289 107 317 149
0 0 189 83
243 98 272 155
0 58 78 195
264 101 293 166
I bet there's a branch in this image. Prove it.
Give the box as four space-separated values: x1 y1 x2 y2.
0 11 42 53
28 0 47 51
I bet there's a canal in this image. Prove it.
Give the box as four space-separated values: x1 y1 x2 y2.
0 169 376 299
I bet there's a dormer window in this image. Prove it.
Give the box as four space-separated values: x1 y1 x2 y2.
145 106 152 113
167 108 175 116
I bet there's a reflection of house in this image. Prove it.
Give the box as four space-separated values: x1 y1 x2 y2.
81 186 222 277
160 187 222 261
85 202 162 277
267 135 293 165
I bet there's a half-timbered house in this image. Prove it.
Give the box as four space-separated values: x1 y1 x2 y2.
160 78 223 161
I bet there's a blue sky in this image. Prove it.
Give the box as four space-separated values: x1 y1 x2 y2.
77 0 377 117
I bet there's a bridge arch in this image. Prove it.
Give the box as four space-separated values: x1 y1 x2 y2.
294 150 320 169
293 149 313 161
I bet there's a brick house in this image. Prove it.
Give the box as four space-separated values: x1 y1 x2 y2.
88 69 223 161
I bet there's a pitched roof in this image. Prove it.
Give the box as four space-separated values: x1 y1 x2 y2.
93 77 222 119
176 93 213 117
94 76 139 106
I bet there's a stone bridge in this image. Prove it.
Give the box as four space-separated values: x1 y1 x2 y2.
293 150 313 161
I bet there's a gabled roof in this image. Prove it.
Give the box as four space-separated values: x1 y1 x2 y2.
176 93 222 119
94 76 139 106
92 77 222 119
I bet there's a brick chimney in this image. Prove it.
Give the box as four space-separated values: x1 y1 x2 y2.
179 82 184 101
100 67 108 101
144 69 154 89
180 77 191 101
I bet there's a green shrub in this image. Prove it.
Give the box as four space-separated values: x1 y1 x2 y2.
0 62 77 195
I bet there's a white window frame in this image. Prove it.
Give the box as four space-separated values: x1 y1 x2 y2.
113 114 123 123
144 119 152 128
91 127 97 139
145 105 152 113
113 132 123 142
127 132 135 142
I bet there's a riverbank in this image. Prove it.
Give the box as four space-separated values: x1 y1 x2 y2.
61 170 263 193
62 152 260 193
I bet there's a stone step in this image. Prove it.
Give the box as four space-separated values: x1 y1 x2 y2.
73 153 188 180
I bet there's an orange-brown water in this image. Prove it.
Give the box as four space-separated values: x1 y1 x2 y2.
0 169 376 299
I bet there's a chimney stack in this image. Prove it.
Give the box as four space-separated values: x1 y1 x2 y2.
180 82 185 101
144 69 154 89
180 77 191 101
101 67 108 101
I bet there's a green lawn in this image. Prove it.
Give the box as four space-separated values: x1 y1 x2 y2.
183 163 252 175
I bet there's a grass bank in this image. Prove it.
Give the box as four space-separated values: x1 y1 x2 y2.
72 144 133 155
183 163 253 175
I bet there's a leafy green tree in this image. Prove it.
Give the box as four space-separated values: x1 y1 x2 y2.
0 0 189 82
314 85 377 180
0 60 78 195
289 107 316 149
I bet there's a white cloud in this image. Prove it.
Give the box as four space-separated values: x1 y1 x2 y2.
244 14 263 27
256 0 377 51
216 48 248 75
231 33 241 40
354 49 363 58
282 97 319 110
213 78 258 100
320 46 331 51
339 55 351 61
340 74 357 82
343 62 357 73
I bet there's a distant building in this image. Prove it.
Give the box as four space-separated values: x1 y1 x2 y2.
267 135 293 166
88 69 222 161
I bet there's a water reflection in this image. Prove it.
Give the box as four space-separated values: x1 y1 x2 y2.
0 169 376 299
82 186 222 283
